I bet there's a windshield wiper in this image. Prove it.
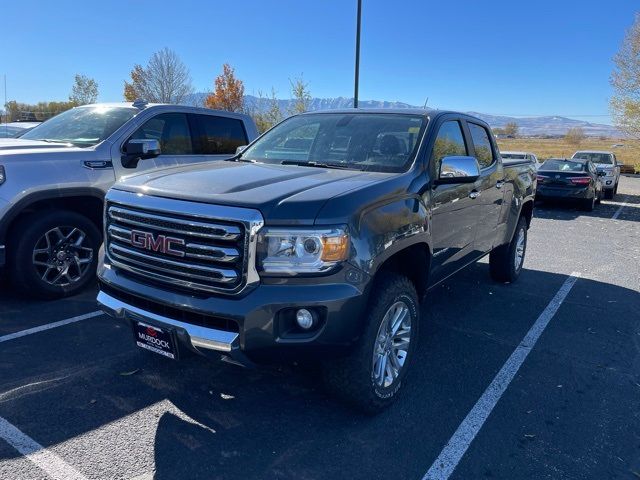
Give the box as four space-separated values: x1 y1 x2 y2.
280 160 355 170
39 139 72 144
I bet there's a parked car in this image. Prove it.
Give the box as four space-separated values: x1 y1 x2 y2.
0 101 258 298
536 158 604 211
0 122 41 138
571 150 620 199
96 109 537 412
501 151 542 169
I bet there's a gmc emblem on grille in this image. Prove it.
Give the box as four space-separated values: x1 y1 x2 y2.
130 230 185 257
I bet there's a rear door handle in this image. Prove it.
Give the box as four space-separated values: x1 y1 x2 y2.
469 191 481 199
496 180 505 189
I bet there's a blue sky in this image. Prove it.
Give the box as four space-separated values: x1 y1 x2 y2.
1 0 636 124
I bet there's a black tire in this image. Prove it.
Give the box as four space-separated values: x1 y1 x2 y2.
322 272 419 414
604 189 614 200
489 216 527 283
9 210 101 299
581 195 596 211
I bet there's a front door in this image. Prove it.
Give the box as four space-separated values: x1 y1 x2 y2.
427 118 480 281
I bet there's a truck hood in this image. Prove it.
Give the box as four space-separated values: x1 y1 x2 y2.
0 138 89 155
114 161 393 225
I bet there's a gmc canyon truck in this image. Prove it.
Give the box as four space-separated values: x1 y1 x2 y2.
97 109 536 412
0 101 258 298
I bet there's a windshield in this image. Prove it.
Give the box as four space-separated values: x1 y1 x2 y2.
241 113 426 172
501 153 527 160
21 106 138 147
572 152 613 164
540 159 586 172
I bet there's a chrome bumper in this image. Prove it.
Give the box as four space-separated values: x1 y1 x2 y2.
97 290 243 357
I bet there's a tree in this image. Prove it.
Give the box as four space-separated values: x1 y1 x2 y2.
123 48 193 104
69 74 98 105
205 63 245 112
503 122 519 138
4 100 76 122
289 75 311 115
610 14 640 138
565 127 585 146
249 88 283 133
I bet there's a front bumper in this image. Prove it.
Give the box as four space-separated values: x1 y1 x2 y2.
97 256 369 363
602 177 615 190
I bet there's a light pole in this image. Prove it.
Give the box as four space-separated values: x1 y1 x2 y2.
354 0 362 108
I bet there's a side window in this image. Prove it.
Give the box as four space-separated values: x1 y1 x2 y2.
129 113 193 155
194 114 248 154
430 120 467 171
468 123 495 169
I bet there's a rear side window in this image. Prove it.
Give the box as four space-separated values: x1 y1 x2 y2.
129 113 193 155
468 123 495 169
430 121 467 170
194 114 248 154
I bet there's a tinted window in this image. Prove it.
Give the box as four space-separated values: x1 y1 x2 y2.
468 123 494 168
195 114 248 154
430 121 467 170
242 113 426 173
130 113 193 155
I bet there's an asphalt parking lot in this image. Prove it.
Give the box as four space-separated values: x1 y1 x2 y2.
0 176 639 480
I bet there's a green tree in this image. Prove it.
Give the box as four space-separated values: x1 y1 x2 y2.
69 74 98 105
289 75 311 115
610 13 640 137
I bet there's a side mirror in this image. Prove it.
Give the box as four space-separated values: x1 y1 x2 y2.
121 139 161 168
235 145 247 155
436 156 481 184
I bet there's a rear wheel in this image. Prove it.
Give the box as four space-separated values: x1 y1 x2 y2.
490 216 527 283
323 272 419 414
582 195 596 211
9 210 100 299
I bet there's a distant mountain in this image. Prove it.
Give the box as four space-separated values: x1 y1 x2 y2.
184 93 622 137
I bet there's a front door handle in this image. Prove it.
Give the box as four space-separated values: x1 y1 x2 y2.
496 180 505 189
469 191 481 199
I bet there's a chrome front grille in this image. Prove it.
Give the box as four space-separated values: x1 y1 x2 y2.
104 189 264 295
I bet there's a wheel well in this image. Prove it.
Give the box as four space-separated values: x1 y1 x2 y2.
521 200 534 228
6 196 103 240
376 243 430 298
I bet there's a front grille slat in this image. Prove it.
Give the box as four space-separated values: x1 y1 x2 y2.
106 201 248 294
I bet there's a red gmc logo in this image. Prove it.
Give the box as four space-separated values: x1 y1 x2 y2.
130 230 185 257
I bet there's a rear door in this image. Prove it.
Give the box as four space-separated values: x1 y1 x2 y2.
191 113 249 160
464 120 505 253
427 117 480 280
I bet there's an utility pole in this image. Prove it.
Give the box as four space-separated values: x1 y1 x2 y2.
353 0 362 108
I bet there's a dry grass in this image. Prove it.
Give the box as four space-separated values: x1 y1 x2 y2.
497 137 640 173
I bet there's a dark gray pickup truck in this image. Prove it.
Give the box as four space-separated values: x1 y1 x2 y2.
97 109 536 412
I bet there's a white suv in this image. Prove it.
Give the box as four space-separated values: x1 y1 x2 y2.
572 151 621 199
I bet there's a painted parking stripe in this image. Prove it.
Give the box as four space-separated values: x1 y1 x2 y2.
0 311 103 343
422 272 581 480
0 416 88 480
611 200 627 220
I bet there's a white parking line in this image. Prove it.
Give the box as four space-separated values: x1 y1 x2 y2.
0 311 103 343
0 416 88 480
422 272 581 480
611 200 627 220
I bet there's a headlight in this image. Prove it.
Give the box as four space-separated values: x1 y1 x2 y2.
0 165 5 185
257 227 349 275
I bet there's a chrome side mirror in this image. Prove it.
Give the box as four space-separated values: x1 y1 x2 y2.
437 156 481 184
122 139 161 168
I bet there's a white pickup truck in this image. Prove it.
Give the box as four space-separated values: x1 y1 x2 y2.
0 101 258 298
571 151 621 199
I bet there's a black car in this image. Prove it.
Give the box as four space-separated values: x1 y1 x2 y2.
536 158 604 211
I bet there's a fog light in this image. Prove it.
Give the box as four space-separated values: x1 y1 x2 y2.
296 308 314 330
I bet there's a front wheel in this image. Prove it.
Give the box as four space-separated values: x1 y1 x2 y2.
489 216 527 283
9 210 101 299
323 272 419 414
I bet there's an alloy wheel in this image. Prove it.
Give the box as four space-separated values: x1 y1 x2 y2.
372 301 412 388
32 226 94 287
